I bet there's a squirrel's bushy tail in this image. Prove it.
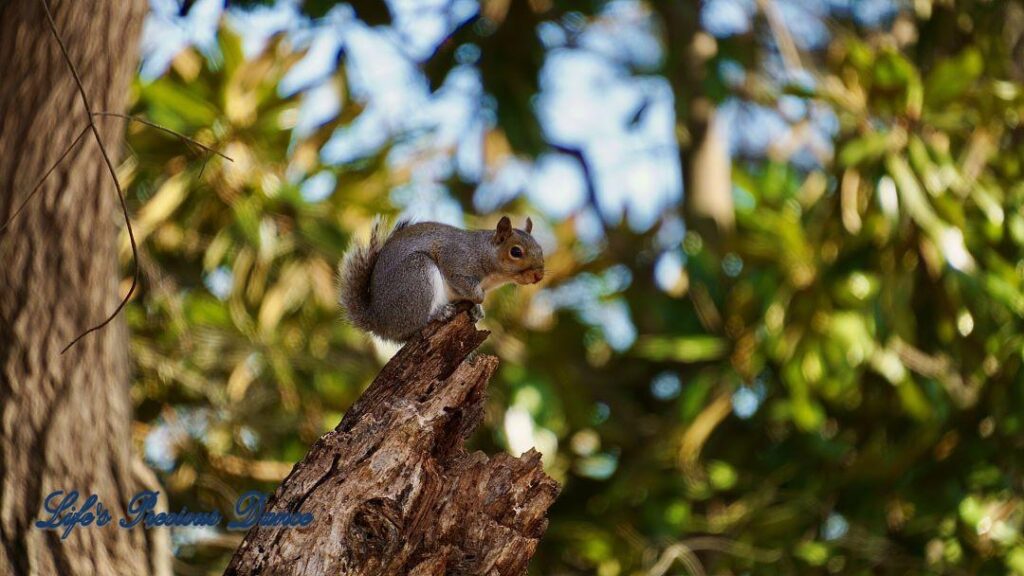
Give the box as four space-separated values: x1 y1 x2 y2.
339 218 403 332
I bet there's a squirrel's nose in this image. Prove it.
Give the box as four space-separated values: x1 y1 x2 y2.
531 269 544 283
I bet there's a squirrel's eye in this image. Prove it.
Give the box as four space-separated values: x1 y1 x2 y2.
510 246 524 259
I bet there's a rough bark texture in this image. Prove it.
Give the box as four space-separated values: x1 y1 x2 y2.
225 308 560 576
0 1 169 575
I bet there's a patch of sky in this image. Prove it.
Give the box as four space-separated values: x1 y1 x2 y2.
537 21 568 49
204 266 233 300
813 101 840 136
321 107 390 164
391 181 465 225
413 67 483 158
656 215 686 249
171 525 222 554
535 265 636 350
719 97 835 170
580 0 663 71
226 0 304 57
454 116 486 182
300 170 336 202
278 19 345 96
582 299 636 351
294 82 341 137
850 0 897 27
654 249 685 293
823 512 850 541
342 22 430 115
387 0 478 61
718 59 747 88
537 49 635 144
778 94 808 122
777 0 831 51
591 134 681 230
575 208 608 246
549 265 632 307
536 41 680 231
525 154 588 219
575 452 618 480
474 158 531 213
239 426 259 451
732 377 767 419
144 426 177 472
719 99 790 159
144 408 212 472
651 372 682 400
702 0 755 37
141 0 223 79
704 0 889 52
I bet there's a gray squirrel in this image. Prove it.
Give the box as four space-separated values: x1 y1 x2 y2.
339 216 545 342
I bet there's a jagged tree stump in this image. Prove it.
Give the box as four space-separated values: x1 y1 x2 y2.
225 307 560 575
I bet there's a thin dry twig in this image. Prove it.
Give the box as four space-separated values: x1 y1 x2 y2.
648 542 707 576
647 537 781 576
39 0 140 354
92 111 234 162
0 124 90 235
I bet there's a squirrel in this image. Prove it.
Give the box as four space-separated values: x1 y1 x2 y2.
339 216 545 342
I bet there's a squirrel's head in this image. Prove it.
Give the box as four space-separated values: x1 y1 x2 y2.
491 216 545 285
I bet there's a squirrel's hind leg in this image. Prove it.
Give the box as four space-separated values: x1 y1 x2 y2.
369 252 442 341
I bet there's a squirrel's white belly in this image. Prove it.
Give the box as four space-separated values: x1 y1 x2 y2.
428 263 451 314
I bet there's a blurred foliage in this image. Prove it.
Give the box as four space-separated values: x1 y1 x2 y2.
121 0 1024 574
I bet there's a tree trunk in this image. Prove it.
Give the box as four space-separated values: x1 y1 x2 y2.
657 0 734 244
0 1 169 575
225 308 560 576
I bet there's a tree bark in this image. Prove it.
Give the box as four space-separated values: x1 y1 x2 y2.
225 308 560 576
0 1 169 575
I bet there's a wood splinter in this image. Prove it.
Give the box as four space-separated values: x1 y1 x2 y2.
225 304 560 576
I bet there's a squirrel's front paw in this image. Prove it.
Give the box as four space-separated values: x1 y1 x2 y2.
431 303 458 323
469 304 485 322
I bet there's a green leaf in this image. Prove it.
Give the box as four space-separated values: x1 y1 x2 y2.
635 335 728 363
925 48 983 107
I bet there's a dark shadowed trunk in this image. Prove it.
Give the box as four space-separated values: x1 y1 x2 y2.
0 1 169 574
225 309 559 576
656 0 734 244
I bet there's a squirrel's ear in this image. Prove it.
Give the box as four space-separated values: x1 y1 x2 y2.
493 216 512 244
524 217 533 234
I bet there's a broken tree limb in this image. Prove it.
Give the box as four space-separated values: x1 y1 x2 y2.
224 305 560 576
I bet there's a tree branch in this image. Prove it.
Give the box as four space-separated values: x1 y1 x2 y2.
92 112 234 162
225 306 560 575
